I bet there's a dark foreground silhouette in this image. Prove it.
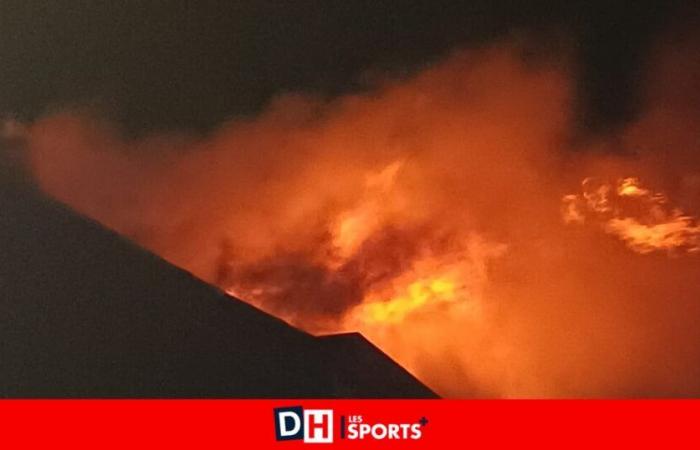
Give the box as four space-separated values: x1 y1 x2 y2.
0 165 435 397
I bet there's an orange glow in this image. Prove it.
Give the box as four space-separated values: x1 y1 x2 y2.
360 276 458 324
563 177 700 254
331 161 405 259
25 40 700 398
617 177 650 197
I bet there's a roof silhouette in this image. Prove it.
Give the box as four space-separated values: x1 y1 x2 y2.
0 164 436 398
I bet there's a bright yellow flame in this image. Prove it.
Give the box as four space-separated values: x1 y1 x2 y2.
617 177 649 197
360 276 458 324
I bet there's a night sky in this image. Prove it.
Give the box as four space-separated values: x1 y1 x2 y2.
0 1 691 135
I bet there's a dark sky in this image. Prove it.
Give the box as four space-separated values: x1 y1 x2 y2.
0 0 689 135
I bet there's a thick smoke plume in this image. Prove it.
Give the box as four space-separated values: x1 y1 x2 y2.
24 37 700 397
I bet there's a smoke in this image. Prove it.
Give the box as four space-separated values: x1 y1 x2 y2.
24 37 700 397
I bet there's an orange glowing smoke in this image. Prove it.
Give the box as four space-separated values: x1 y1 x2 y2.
563 177 700 254
23 37 700 397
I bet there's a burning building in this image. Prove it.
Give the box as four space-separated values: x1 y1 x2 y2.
2 3 700 398
0 128 435 397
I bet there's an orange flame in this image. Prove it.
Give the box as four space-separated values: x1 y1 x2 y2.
563 177 700 254
24 39 700 397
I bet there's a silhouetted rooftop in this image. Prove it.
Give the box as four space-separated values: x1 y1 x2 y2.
0 162 435 398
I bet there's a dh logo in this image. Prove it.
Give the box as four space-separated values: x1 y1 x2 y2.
274 406 333 443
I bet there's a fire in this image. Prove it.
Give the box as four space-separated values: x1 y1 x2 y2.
606 216 700 253
617 177 650 197
350 247 489 327
24 41 700 397
359 276 458 324
331 161 406 259
563 177 700 254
